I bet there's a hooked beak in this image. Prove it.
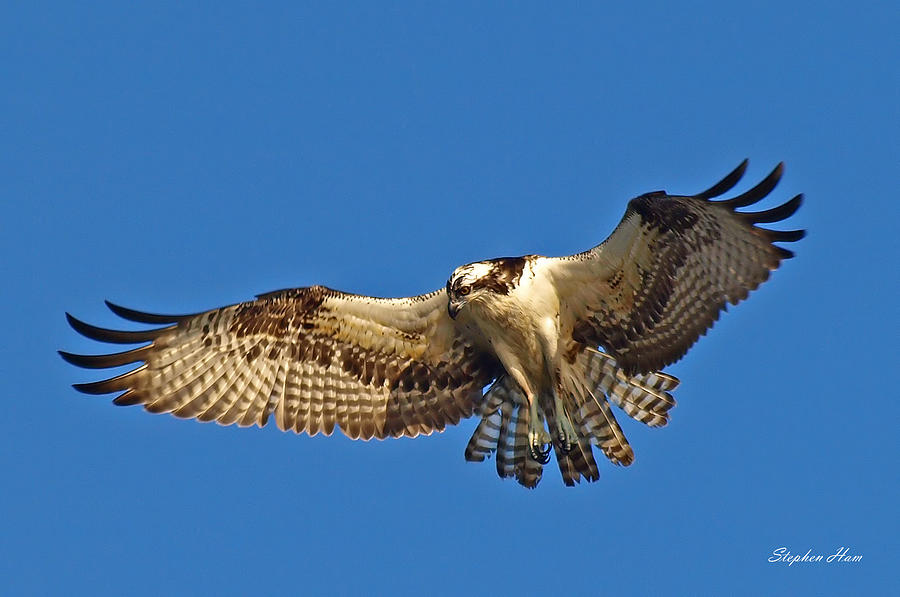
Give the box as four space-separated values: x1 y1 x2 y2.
448 300 462 320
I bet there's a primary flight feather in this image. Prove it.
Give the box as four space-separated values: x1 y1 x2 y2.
61 160 804 488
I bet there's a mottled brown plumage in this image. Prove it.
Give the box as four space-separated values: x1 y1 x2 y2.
62 288 501 440
61 160 803 488
560 161 802 375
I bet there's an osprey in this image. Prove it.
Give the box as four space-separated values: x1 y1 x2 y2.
60 160 804 488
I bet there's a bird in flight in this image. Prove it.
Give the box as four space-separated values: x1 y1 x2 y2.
61 160 804 488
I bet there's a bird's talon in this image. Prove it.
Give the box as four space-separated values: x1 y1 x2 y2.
556 428 576 454
554 412 578 454
529 441 552 464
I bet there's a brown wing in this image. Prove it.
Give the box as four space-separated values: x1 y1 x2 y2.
60 285 501 440
547 160 805 374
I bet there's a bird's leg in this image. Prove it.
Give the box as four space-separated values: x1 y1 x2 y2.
503 367 552 464
552 391 578 454
527 396 552 464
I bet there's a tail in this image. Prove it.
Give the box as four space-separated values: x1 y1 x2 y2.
465 348 679 488
464 377 543 488
545 401 600 486
566 347 678 466
582 347 679 428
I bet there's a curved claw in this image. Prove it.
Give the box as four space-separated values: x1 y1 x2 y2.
530 441 552 464
556 433 574 455
552 401 579 455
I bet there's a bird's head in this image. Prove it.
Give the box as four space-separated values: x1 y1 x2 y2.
446 258 526 319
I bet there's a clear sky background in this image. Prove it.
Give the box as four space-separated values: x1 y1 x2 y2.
1 2 896 595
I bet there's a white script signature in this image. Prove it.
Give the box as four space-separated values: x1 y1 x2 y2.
769 547 862 566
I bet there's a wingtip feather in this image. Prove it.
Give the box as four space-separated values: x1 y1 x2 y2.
693 159 749 200
65 312 170 344
105 300 191 324
741 193 803 224
716 162 784 208
71 365 146 395
112 390 144 406
58 350 85 367
58 346 151 369
760 227 806 243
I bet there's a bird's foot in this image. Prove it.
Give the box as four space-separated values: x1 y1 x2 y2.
528 427 552 464
526 398 551 463
554 412 579 454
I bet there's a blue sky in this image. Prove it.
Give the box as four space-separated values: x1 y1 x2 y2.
1 2 896 595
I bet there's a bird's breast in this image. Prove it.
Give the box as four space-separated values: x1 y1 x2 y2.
467 293 558 391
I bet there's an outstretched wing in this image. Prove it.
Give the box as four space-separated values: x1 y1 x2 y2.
61 286 501 440
547 160 805 374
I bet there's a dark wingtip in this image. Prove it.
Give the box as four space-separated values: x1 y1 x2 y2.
774 246 796 260
112 390 144 406
57 346 151 369
72 381 112 395
65 312 99 339
717 162 784 209
58 350 85 367
761 228 807 243
742 193 803 224
694 159 749 200
56 350 94 367
105 300 191 324
65 312 170 344
70 366 145 395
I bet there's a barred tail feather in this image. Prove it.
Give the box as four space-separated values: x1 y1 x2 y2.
583 348 678 427
465 348 678 486
554 437 599 486
494 400 517 479
548 403 600 486
464 377 544 488
464 389 504 462
512 402 543 488
571 385 634 465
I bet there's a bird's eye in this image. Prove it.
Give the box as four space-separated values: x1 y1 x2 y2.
459 285 471 296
